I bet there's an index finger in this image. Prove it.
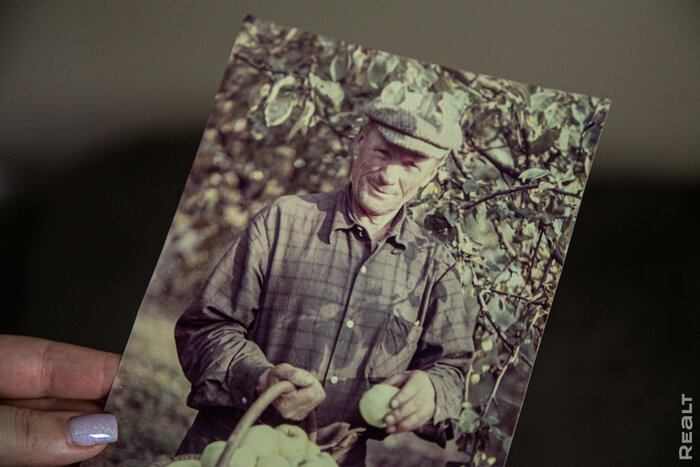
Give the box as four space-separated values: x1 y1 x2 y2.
390 374 422 409
273 364 316 388
0 335 121 400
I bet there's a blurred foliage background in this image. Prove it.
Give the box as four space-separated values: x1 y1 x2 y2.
85 16 609 466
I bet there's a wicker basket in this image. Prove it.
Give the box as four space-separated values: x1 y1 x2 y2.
151 381 320 466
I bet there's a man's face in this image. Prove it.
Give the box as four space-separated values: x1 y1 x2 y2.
350 124 443 217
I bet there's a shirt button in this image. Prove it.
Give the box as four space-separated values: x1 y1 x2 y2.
360 265 367 274
330 376 339 384
346 320 354 329
241 397 247 404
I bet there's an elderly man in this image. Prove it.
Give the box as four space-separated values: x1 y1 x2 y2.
174 98 475 466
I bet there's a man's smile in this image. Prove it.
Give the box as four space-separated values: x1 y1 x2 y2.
366 179 397 197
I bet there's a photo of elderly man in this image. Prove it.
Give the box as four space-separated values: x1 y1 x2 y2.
174 97 475 466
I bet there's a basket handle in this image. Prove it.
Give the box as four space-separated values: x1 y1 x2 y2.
216 380 318 466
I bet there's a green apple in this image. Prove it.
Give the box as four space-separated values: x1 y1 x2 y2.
304 441 321 457
230 444 257 467
200 440 257 467
275 424 309 460
359 384 399 428
255 453 290 467
241 424 280 458
201 441 226 467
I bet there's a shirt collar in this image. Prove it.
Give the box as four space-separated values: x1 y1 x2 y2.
331 184 412 250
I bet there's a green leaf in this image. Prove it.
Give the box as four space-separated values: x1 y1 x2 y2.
557 126 571 150
309 73 344 111
487 147 514 168
262 76 297 127
330 52 350 82
463 86 485 103
445 210 460 227
416 66 439 90
529 90 555 111
438 89 470 121
264 93 298 127
265 75 296 106
572 100 591 123
287 99 315 140
518 168 550 181
317 34 337 50
462 180 479 194
459 406 481 433
380 80 406 105
367 53 399 89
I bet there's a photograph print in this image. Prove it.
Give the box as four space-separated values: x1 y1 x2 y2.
85 15 610 467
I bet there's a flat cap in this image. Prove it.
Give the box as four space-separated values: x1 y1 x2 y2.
364 98 463 159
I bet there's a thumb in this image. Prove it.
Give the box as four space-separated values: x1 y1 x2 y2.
0 406 117 466
276 366 315 388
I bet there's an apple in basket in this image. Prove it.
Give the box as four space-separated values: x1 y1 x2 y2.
275 424 310 459
200 440 256 467
185 423 337 467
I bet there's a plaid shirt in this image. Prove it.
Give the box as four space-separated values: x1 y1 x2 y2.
175 185 475 446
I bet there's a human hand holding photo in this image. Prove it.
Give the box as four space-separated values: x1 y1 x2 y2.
0 334 120 466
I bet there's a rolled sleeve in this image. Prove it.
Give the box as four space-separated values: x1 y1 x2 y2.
175 212 274 411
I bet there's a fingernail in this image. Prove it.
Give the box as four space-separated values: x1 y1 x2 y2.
390 399 399 408
385 414 395 424
68 413 118 446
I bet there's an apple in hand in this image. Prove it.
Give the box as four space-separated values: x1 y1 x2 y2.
359 384 400 428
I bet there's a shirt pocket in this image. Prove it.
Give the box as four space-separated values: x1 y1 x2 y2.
366 312 423 383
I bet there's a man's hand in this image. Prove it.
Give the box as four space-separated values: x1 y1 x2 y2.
0 334 121 466
381 370 436 434
256 363 326 420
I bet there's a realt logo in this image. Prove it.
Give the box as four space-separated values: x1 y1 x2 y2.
680 394 693 460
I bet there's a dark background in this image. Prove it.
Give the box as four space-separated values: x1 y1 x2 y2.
1 1 698 466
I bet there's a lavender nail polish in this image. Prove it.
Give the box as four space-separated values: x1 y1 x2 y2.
68 413 118 446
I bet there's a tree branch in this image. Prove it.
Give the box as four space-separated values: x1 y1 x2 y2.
464 184 538 211
520 225 543 297
477 293 533 369
475 147 521 180
551 188 582 199
234 54 278 81
450 151 470 181
490 288 546 307
235 53 308 81
484 344 520 414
